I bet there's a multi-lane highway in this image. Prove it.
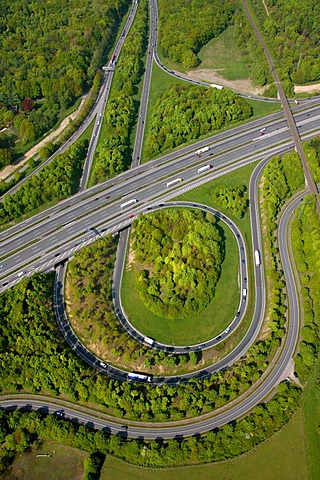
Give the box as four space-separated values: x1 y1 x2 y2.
0 0 319 440
0 103 319 291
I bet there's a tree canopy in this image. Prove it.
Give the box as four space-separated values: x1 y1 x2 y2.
158 0 236 69
145 84 252 159
132 209 224 319
0 0 130 154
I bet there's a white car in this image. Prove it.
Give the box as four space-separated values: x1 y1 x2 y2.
100 362 107 368
17 271 26 277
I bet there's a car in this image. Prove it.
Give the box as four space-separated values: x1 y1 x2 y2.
105 196 110 200
236 311 240 317
100 362 107 368
259 127 266 135
0 263 7 269
244 277 247 282
17 271 26 278
236 234 240 238
121 425 128 430
129 214 134 218
224 327 230 334
54 410 64 417
54 253 60 257
2 282 8 286
242 259 245 264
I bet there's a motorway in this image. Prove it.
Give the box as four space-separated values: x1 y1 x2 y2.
0 0 319 439
0 104 319 291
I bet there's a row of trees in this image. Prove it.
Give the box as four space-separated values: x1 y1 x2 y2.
211 184 249 219
0 139 88 225
145 85 252 159
0 382 301 472
90 0 149 185
291 139 320 378
158 0 235 69
0 0 130 151
260 151 304 343
132 209 223 319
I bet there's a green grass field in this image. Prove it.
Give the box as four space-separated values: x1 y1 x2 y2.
197 26 250 81
302 360 320 480
121 215 239 345
99 409 309 480
4 440 87 480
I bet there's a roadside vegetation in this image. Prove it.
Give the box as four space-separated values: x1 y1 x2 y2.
131 209 223 320
90 0 149 186
0 0 131 165
0 384 301 471
292 194 320 377
212 184 248 219
144 84 252 159
0 139 88 226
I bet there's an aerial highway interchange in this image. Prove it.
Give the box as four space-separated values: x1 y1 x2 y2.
0 0 320 441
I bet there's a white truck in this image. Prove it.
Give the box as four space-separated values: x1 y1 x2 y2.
195 146 210 156
254 249 261 266
197 164 212 173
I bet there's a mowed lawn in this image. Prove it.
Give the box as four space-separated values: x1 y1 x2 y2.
99 409 309 480
5 440 87 480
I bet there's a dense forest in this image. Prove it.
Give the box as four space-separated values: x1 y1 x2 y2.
132 209 223 319
90 0 149 185
0 0 130 160
0 138 87 225
158 0 236 68
145 84 252 159
246 0 320 86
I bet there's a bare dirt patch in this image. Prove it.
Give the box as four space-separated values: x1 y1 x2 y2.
126 238 136 271
294 83 320 94
184 69 267 95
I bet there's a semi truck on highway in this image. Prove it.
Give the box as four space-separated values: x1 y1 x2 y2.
128 372 152 382
197 164 212 173
254 249 261 266
120 198 138 209
195 147 210 156
210 83 223 90
166 178 182 188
